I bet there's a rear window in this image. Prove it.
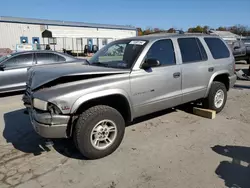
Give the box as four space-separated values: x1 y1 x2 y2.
204 38 230 59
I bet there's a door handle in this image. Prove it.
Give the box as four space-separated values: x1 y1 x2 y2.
173 72 181 78
208 67 214 72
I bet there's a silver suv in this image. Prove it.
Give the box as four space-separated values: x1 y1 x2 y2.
23 34 237 159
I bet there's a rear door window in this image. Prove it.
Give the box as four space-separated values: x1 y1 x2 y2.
178 38 206 63
197 38 208 60
58 55 66 62
3 54 33 68
36 53 66 64
146 39 176 66
204 38 230 59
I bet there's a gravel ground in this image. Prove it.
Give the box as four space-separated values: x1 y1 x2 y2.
0 64 249 188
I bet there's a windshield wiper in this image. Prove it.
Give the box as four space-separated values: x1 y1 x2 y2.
79 59 90 65
91 62 109 67
85 59 90 65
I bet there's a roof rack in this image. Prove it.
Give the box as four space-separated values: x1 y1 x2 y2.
146 30 184 36
147 29 213 36
184 32 210 35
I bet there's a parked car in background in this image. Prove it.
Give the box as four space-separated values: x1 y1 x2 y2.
231 40 250 64
0 50 78 93
23 34 236 159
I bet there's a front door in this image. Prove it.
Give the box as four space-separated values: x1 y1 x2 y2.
130 39 182 118
0 53 34 93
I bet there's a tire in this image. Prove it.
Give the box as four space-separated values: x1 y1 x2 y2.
247 56 250 64
203 81 227 113
74 105 125 159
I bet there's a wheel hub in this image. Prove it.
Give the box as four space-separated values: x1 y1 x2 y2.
90 120 117 150
96 126 110 140
214 89 225 108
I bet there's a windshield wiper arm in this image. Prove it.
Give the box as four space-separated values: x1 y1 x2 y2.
91 62 109 67
80 59 90 65
85 59 90 65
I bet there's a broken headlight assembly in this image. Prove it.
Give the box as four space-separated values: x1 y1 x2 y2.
33 98 61 114
47 103 62 115
33 98 48 111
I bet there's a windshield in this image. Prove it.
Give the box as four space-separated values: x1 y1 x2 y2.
0 54 12 63
89 39 148 69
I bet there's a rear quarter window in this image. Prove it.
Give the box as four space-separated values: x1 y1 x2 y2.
204 38 230 59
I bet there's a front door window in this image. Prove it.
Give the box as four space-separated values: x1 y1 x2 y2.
145 39 176 66
3 54 33 68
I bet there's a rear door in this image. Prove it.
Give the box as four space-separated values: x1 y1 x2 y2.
35 52 66 65
0 53 34 92
178 37 212 103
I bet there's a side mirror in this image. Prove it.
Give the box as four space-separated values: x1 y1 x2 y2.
0 64 6 71
141 58 161 69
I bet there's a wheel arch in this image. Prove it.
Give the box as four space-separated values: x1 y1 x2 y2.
71 89 134 122
205 71 230 97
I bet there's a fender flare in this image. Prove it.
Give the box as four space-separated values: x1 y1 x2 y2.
70 89 134 121
205 70 230 97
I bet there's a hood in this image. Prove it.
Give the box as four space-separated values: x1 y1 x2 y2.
28 62 130 90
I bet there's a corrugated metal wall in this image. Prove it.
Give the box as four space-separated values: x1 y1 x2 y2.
0 22 42 50
47 25 136 39
47 25 136 52
0 22 137 52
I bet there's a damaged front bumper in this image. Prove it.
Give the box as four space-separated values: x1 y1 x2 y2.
28 108 70 138
22 90 32 108
23 82 71 138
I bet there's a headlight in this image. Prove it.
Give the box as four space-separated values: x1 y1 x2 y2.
33 98 48 111
48 103 62 114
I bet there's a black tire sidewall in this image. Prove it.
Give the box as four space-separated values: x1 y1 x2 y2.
208 81 227 113
247 57 250 64
74 105 125 159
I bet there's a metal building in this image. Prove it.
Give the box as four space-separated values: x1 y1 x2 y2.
208 30 241 44
0 16 137 54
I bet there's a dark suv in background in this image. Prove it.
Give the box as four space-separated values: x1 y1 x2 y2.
0 50 78 93
231 39 250 64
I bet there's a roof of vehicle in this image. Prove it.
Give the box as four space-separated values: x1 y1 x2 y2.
123 33 220 42
8 50 76 58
